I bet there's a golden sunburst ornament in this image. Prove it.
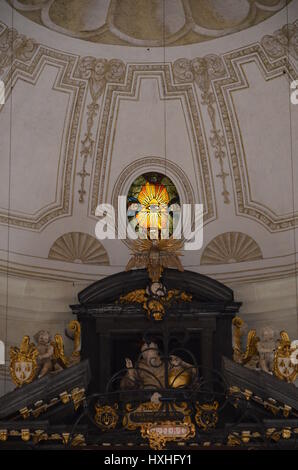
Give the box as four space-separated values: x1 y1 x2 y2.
138 182 170 207
136 182 170 231
126 238 184 282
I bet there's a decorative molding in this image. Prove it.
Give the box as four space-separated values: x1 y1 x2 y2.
173 55 230 204
214 40 298 231
0 26 37 75
261 20 298 61
112 156 195 209
91 64 216 224
0 255 296 285
48 232 109 265
0 16 297 292
7 0 289 47
201 232 263 265
0 23 86 230
112 157 195 248
75 57 125 203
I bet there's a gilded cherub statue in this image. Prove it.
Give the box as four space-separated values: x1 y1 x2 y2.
257 326 276 374
232 317 277 374
34 330 62 378
10 321 82 387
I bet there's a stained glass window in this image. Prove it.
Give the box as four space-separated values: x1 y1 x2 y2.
127 172 180 239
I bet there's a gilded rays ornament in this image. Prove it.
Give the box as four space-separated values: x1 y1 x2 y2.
136 182 170 232
126 238 184 282
127 172 180 240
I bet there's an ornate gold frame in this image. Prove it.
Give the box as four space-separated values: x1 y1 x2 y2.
140 416 195 450
94 404 118 430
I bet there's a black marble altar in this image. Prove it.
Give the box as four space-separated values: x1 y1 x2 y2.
70 268 241 392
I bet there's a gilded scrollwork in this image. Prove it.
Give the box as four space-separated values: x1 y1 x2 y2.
123 400 195 450
232 316 259 367
140 416 196 450
94 404 118 430
123 401 162 431
0 428 85 445
53 320 81 367
195 401 219 431
119 286 192 321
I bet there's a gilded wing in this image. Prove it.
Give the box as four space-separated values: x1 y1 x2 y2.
120 289 146 304
126 237 184 280
125 254 138 271
68 320 81 362
127 238 152 253
279 331 291 345
126 239 152 270
52 334 68 368
125 253 149 271
158 238 184 253
160 252 184 271
242 330 259 364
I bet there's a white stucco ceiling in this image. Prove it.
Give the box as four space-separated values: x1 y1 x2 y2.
0 0 297 285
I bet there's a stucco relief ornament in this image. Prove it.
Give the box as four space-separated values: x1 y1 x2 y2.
77 57 125 101
173 55 230 204
0 27 36 76
261 20 298 61
75 57 125 202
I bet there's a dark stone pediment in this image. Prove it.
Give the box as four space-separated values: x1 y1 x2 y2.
77 268 236 305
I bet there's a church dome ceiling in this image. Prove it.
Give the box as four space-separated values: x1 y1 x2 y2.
7 0 291 47
0 0 297 285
